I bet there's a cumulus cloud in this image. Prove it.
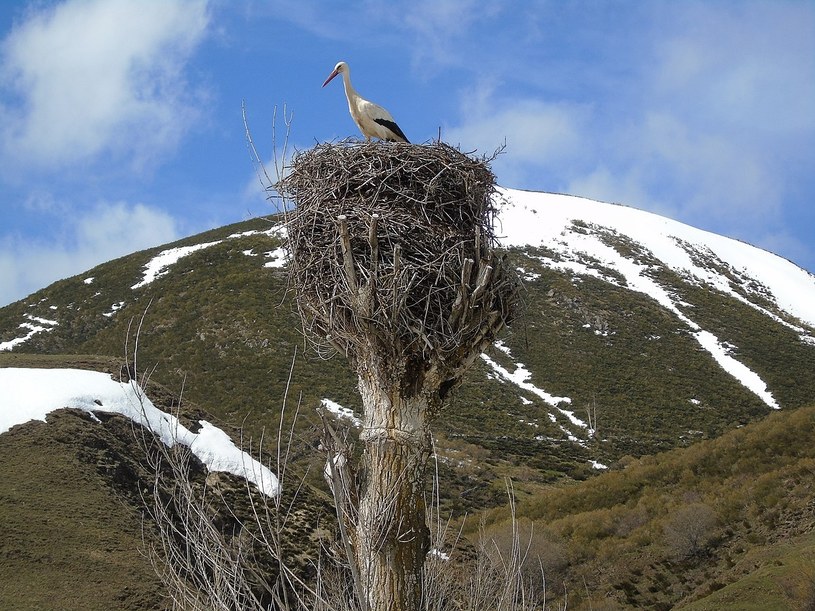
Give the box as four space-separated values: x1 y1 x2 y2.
0 0 210 170
450 101 587 186
0 201 179 306
444 75 592 187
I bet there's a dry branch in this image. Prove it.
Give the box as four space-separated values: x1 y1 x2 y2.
281 140 518 404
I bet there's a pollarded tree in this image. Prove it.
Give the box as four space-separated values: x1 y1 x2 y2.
282 140 518 610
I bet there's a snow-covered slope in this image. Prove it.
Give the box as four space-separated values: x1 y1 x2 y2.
0 368 279 496
497 188 815 329
492 188 815 411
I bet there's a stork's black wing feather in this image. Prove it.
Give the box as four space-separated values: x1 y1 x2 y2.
374 118 410 143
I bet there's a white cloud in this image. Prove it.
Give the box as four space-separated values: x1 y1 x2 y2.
0 0 210 169
450 101 585 163
653 2 815 136
444 83 591 187
75 201 179 260
0 201 179 306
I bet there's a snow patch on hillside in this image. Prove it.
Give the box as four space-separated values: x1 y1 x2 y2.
496 188 815 330
0 314 58 351
0 368 279 497
263 247 287 269
132 225 287 290
496 189 789 409
321 398 361 427
481 341 588 434
132 241 219 289
103 301 125 318
227 226 286 240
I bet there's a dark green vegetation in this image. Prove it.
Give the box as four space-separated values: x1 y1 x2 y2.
1 215 814 608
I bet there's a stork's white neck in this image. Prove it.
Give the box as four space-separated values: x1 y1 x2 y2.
340 68 358 100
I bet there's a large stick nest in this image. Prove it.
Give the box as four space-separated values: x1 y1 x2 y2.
280 140 518 386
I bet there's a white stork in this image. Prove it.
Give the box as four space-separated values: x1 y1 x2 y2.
322 61 410 143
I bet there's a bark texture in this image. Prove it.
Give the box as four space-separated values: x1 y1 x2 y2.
353 366 433 610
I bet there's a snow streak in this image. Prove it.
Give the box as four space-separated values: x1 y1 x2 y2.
496 189 789 409
0 368 279 497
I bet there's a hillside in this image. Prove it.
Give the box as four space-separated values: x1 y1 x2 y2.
479 402 815 610
3 190 813 474
2 189 814 497
1 187 814 608
0 355 329 611
0 358 172 610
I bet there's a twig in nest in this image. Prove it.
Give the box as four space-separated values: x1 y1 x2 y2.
281 140 518 386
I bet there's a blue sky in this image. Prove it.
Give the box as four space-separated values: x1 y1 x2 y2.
0 0 813 306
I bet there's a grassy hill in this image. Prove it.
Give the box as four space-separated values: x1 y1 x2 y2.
1 208 814 608
3 217 813 500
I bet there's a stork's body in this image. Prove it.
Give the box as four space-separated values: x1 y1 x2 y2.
322 61 410 143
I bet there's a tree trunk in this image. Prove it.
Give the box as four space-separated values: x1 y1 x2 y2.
353 367 432 611
286 142 517 609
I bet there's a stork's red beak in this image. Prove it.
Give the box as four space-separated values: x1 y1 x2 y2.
322 69 339 88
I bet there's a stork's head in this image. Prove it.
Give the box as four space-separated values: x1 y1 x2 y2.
322 61 348 87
